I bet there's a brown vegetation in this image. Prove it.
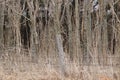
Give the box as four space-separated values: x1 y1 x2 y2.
0 0 120 80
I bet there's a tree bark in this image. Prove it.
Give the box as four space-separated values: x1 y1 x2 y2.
0 4 4 48
54 0 66 76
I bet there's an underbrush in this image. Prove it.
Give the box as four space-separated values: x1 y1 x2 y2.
0 48 119 80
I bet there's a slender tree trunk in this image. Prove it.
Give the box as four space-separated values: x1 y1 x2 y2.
12 1 21 53
66 2 73 61
82 0 92 64
27 0 39 62
75 0 81 63
0 4 4 48
100 0 108 65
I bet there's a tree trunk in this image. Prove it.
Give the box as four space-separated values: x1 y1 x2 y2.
54 0 66 76
0 4 4 48
75 0 81 63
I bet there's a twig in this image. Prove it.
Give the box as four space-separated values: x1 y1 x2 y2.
109 2 120 23
114 0 120 5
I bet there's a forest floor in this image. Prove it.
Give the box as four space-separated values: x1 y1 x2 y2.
0 48 119 80
0 56 119 80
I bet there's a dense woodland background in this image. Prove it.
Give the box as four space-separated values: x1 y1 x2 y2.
0 0 120 79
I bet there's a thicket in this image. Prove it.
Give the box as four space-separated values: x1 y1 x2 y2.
0 0 120 68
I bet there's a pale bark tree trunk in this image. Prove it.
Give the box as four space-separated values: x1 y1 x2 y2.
74 0 81 63
56 34 66 76
54 0 66 76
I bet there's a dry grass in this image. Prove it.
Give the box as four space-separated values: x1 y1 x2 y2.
0 49 119 80
0 61 119 80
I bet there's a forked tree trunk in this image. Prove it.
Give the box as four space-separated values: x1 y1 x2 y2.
27 0 39 62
